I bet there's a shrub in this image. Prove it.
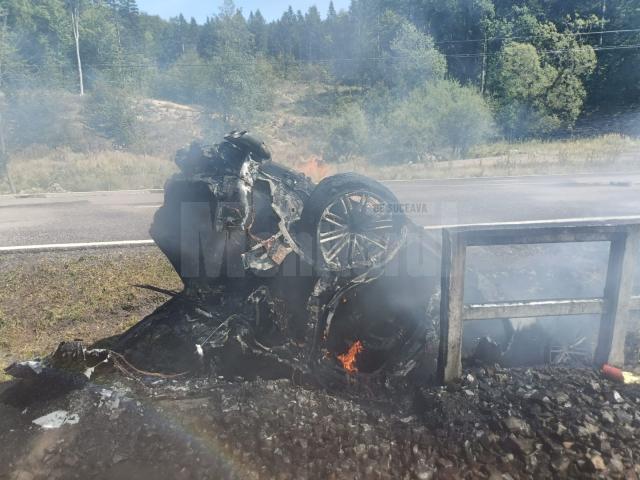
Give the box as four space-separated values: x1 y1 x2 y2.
6 89 81 150
383 80 494 161
387 21 447 95
83 82 139 147
490 39 596 139
153 51 275 127
323 103 369 162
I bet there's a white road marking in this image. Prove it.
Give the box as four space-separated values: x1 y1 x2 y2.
382 171 640 183
3 216 640 254
0 239 155 254
0 188 163 200
390 181 623 188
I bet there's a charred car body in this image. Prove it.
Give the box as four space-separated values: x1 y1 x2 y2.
142 131 438 384
4 132 595 392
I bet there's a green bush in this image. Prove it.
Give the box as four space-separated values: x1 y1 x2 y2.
490 38 596 139
383 80 494 161
6 89 81 150
153 51 209 105
153 51 275 127
83 82 139 147
387 21 447 95
323 103 369 162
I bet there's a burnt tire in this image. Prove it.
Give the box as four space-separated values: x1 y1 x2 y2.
299 173 406 272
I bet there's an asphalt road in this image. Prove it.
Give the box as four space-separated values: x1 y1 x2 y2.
1 172 640 248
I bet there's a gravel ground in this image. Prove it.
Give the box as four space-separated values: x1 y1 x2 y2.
2 364 640 480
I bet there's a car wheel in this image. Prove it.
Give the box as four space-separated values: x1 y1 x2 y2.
300 173 406 272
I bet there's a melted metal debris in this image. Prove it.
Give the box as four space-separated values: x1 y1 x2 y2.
32 410 80 429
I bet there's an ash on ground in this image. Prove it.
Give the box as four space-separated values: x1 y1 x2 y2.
3 366 640 479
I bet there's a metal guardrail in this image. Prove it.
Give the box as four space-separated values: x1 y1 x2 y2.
437 220 640 384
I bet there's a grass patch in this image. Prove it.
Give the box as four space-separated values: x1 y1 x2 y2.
335 134 640 180
0 248 182 380
2 134 638 195
468 134 640 159
2 149 177 194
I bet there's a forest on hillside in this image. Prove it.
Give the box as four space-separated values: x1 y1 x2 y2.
0 0 639 167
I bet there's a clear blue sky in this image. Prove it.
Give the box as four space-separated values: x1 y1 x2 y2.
136 1 350 23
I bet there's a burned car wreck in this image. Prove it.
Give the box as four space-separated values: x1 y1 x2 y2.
4 132 597 391
113 130 440 386
5 137 640 480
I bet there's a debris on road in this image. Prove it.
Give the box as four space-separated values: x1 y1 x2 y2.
32 410 79 429
3 365 640 479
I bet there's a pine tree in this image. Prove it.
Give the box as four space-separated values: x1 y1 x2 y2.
303 6 323 61
328 1 337 19
248 9 268 54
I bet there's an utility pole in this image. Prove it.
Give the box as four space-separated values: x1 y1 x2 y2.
0 92 15 194
0 8 6 89
71 3 84 95
0 10 15 193
480 34 487 95
600 0 607 46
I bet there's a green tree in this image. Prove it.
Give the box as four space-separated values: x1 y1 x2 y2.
83 81 139 146
76 2 122 84
160 14 191 63
490 18 597 138
0 7 26 90
484 7 598 136
269 6 300 61
387 21 447 94
5 0 73 88
248 10 267 54
327 1 337 19
384 80 494 160
154 49 275 127
213 0 253 53
583 0 640 109
381 0 495 84
323 103 369 162
153 51 206 104
207 51 275 125
302 6 324 62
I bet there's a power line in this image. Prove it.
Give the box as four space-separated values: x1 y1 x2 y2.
432 27 640 46
5 41 640 74
46 27 640 57
94 42 640 65
444 42 640 59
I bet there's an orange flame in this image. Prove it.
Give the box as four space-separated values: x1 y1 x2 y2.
337 340 363 374
295 156 334 182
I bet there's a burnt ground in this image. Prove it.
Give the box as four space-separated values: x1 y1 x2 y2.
2 364 640 480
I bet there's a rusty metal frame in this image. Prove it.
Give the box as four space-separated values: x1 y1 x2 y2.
437 221 640 384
